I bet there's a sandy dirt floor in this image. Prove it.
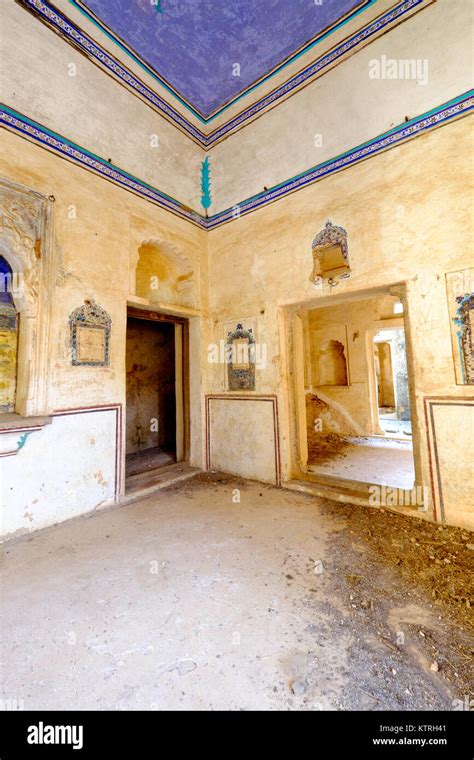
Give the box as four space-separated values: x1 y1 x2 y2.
1 473 472 711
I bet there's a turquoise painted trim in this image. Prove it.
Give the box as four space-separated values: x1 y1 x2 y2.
1 104 203 228
69 0 377 123
17 432 33 450
220 91 473 211
1 106 185 208
2 92 472 230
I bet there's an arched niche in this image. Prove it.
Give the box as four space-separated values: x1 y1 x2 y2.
310 220 350 285
316 339 348 386
134 239 195 309
0 177 54 417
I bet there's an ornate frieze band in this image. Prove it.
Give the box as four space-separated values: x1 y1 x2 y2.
0 105 202 226
19 0 427 147
208 93 473 228
1 93 472 230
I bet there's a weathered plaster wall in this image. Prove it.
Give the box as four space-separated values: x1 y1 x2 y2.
206 116 474 530
0 408 118 537
207 397 279 484
1 0 203 210
209 0 472 212
0 128 208 538
391 329 411 420
374 341 395 408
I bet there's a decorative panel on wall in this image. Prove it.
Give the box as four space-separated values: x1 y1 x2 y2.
224 319 257 391
205 395 280 484
424 397 474 530
0 405 121 537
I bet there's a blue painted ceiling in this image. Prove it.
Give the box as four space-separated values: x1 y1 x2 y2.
75 0 366 118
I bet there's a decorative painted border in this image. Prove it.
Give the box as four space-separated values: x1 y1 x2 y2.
423 397 474 524
18 0 205 145
0 105 204 227
70 0 374 122
2 93 472 230
207 92 474 228
0 404 123 495
206 0 427 144
205 394 281 486
18 0 428 146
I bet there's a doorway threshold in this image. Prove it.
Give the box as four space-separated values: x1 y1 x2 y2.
283 476 371 507
283 470 422 516
122 461 201 505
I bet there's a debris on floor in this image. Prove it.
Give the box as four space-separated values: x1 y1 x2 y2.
1 473 472 710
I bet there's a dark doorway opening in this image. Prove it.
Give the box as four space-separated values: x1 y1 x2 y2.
125 309 188 491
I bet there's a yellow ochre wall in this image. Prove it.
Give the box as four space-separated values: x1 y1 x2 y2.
205 116 474 530
0 114 472 533
0 128 210 537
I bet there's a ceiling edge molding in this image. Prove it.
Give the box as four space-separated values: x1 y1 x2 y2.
69 0 374 121
17 0 432 149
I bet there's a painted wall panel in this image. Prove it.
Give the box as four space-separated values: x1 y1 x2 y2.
207 397 279 485
0 408 118 537
425 400 474 531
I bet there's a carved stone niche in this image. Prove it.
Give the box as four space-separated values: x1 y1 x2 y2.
0 177 54 417
310 220 350 285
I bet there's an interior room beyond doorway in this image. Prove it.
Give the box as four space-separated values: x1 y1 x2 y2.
301 292 415 490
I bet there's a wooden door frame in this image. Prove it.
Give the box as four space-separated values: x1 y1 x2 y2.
126 307 190 463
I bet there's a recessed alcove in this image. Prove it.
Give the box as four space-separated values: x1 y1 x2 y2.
135 240 195 309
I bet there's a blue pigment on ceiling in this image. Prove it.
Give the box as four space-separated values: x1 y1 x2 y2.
78 0 363 117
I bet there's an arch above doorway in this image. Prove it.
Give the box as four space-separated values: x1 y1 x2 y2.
134 238 196 309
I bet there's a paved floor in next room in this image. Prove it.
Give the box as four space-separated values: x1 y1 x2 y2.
308 437 415 490
1 474 472 711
